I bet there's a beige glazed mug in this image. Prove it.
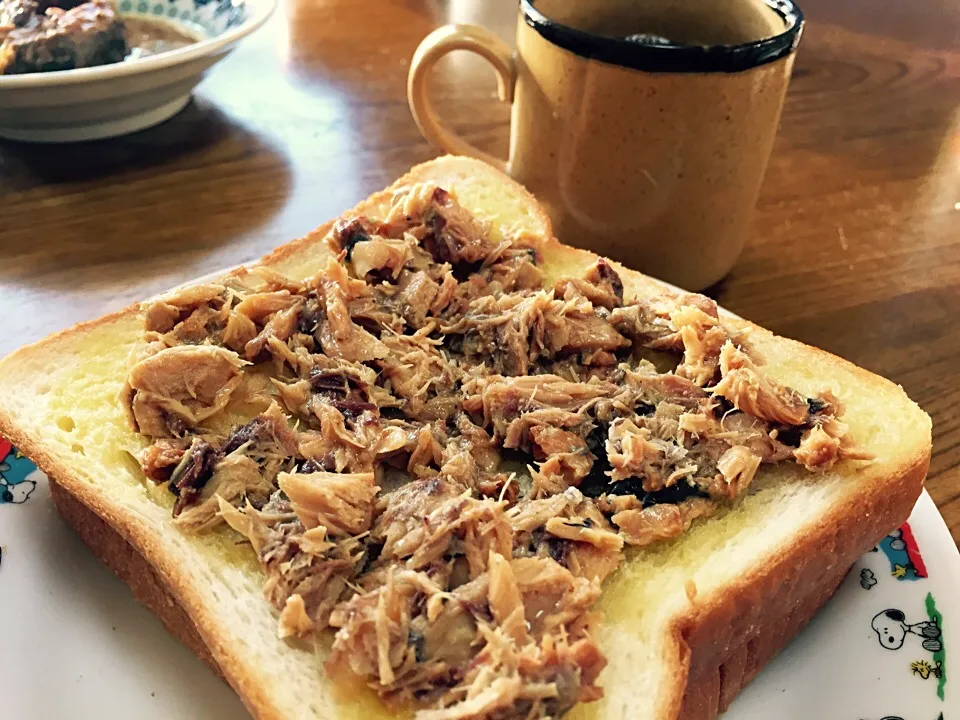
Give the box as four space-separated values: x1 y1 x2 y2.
408 0 804 290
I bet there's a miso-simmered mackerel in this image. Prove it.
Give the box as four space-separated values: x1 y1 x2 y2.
0 0 199 74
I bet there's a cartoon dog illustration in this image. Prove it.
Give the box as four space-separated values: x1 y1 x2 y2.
0 438 37 505
0 474 36 504
872 609 943 653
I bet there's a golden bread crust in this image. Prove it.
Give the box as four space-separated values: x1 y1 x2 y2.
45 452 925 720
49 478 226 680
674 452 928 718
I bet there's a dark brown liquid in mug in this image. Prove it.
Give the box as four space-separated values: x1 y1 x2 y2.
537 0 785 46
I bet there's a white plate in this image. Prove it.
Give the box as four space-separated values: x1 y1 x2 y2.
1 441 956 719
0 0 274 142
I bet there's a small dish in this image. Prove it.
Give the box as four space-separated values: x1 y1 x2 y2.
0 0 274 143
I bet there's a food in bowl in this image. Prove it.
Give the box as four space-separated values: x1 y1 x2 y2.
122 13 201 60
0 0 200 74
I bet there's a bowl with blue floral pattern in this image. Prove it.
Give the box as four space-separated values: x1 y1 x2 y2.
118 0 251 37
0 0 275 142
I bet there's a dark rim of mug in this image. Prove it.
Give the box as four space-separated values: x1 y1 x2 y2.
521 0 804 73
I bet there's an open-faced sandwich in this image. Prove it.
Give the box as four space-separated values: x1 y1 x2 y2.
0 156 931 719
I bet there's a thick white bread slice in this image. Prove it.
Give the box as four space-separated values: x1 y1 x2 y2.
0 157 931 720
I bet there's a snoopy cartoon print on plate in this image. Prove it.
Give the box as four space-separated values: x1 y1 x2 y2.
0 438 38 504
861 523 930 589
872 604 944 654
878 524 929 581
857 515 949 705
858 513 950 707
870 593 948 702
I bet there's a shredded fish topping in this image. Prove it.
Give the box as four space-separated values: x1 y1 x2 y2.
126 184 870 719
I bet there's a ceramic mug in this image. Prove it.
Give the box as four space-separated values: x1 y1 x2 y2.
408 0 804 290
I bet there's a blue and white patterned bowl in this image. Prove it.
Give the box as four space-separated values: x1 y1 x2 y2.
0 0 275 142
117 0 250 39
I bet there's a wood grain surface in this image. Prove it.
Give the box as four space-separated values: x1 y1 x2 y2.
0 0 957 544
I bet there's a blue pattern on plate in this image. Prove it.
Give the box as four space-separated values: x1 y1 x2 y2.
120 0 250 37
0 441 38 504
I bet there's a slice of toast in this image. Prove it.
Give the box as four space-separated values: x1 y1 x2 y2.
0 156 931 720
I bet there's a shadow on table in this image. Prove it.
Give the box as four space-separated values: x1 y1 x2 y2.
0 97 291 190
0 97 294 294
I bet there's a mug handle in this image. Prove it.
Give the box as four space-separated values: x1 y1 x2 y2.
407 24 515 172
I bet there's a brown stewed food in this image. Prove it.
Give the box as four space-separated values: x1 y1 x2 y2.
0 0 198 74
123 183 870 719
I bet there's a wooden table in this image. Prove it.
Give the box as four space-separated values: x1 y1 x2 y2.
1 0 957 544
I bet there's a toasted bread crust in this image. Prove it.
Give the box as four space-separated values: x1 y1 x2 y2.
0 156 931 720
49 478 226 681
6 418 288 720
674 451 928 718
45 454 928 720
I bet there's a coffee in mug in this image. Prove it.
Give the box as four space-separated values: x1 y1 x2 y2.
408 0 804 290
